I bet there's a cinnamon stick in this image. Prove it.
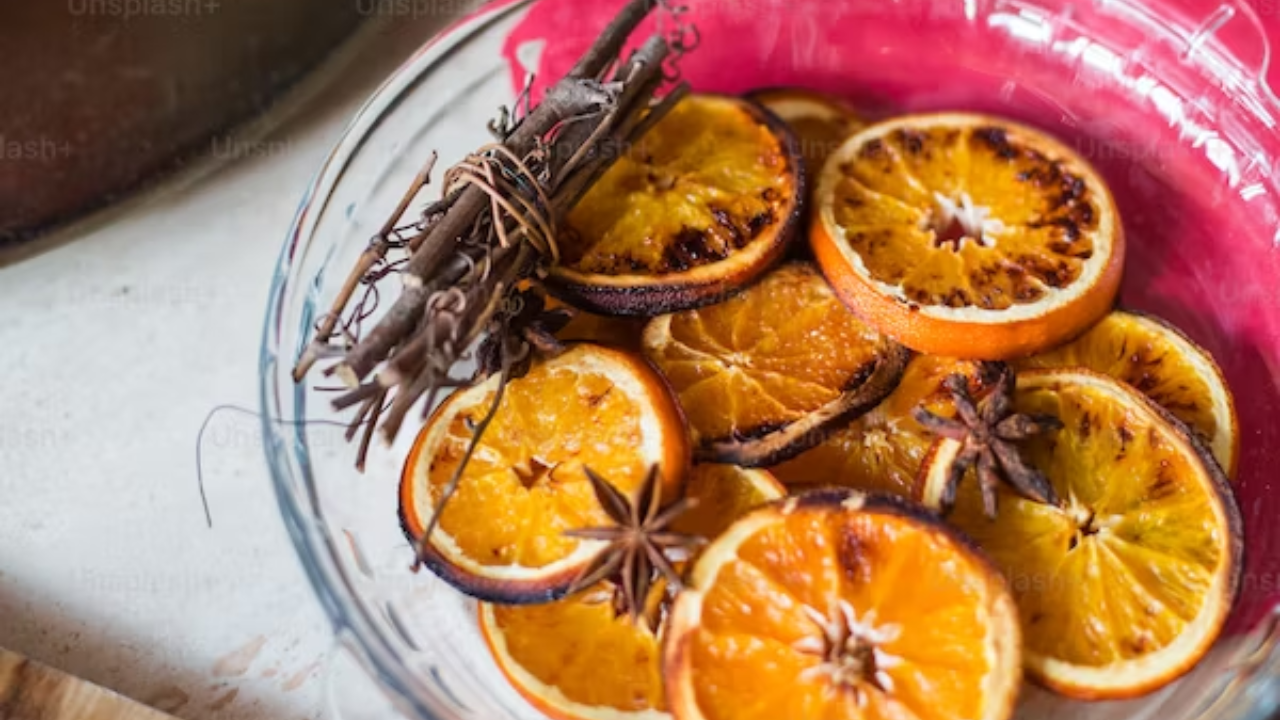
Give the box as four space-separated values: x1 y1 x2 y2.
327 0 661 387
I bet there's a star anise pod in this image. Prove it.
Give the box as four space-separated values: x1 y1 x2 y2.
912 365 1063 519
563 465 705 627
476 285 575 378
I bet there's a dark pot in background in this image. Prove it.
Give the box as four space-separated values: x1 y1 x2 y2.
0 0 374 249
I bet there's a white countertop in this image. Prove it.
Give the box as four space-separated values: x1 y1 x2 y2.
0 13 468 720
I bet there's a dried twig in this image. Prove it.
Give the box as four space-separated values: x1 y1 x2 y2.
328 0 672 390
292 154 440 381
291 0 698 557
356 389 388 472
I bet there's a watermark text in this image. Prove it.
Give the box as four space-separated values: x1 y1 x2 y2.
0 136 71 163
68 0 221 19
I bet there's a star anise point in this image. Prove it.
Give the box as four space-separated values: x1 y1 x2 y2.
915 365 1063 519
564 464 702 628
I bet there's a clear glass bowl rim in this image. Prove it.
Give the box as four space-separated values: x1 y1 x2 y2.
258 1 1280 718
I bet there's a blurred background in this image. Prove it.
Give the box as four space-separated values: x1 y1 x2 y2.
0 1 364 249
0 0 490 257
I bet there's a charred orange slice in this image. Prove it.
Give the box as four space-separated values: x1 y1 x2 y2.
811 112 1124 360
917 369 1243 699
771 357 1000 497
400 343 689 603
478 465 784 720
663 489 1023 720
642 262 911 466
1013 309 1238 476
547 93 803 316
746 87 867 185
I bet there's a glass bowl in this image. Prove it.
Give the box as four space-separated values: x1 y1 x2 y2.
260 0 1280 718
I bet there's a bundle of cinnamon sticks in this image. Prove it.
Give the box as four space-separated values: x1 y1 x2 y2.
291 0 693 471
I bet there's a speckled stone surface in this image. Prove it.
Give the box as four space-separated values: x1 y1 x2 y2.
0 9 469 719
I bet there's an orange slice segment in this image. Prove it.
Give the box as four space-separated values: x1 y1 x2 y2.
480 585 669 720
663 489 1023 720
747 87 867 185
400 343 689 603
771 356 998 497
642 262 911 466
547 93 803 316
917 369 1242 698
811 113 1124 360
1013 309 1238 476
478 465 784 720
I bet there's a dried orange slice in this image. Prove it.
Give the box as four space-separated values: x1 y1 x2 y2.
642 262 911 466
480 581 672 720
917 369 1243 698
747 87 867 185
771 356 999 497
1013 309 1238 477
546 93 803 316
400 343 689 603
663 489 1023 720
478 465 783 720
811 112 1124 360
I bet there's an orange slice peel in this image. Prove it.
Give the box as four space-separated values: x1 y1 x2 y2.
642 262 911 466
478 465 784 720
547 93 804 316
811 112 1125 360
1014 309 1238 477
399 343 689 603
917 368 1243 698
663 488 1023 720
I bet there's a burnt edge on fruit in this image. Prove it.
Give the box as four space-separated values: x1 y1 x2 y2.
661 485 1020 720
742 86 854 264
1124 306 1238 475
394 343 695 607
543 93 807 318
786 487 1009 562
980 369 1242 699
696 341 913 467
921 368 1245 625
697 485 1016 612
1067 370 1245 612
397 500 585 605
1018 305 1238 475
